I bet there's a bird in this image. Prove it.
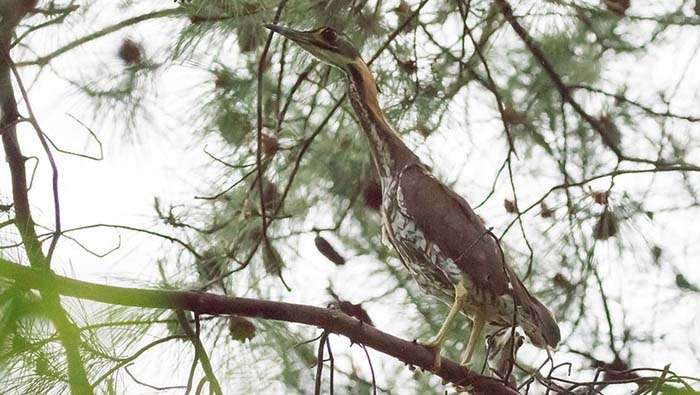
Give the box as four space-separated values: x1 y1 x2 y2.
265 24 560 369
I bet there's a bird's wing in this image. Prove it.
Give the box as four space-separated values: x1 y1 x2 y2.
398 164 560 347
397 164 510 296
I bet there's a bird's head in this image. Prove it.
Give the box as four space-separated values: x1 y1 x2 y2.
265 25 362 73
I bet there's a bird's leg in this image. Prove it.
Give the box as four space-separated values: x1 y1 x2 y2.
459 311 485 368
420 280 468 370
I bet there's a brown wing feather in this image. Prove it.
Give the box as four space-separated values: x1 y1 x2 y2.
399 165 561 347
506 265 561 347
398 165 509 296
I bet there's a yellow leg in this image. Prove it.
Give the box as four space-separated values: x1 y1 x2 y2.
420 281 468 369
459 312 485 368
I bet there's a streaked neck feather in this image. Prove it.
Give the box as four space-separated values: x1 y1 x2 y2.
346 61 420 180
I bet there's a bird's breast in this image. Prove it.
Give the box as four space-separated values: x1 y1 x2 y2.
379 177 515 324
379 177 462 302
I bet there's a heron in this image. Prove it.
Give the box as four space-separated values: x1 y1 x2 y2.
265 24 560 369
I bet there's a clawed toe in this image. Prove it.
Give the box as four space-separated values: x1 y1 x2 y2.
459 349 475 370
431 354 442 371
417 337 439 348
458 360 473 371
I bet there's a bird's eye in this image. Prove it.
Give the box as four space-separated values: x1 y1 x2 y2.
321 28 337 44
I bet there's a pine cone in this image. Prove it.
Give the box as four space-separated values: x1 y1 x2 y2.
504 199 518 214
540 201 554 218
593 209 618 240
314 236 346 265
261 133 279 157
228 315 256 342
603 0 631 17
118 39 141 65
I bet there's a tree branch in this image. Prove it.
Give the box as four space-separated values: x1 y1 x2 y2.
495 0 699 169
0 3 92 392
255 0 289 278
15 8 181 67
0 258 517 394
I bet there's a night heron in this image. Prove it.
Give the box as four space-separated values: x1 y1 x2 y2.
266 25 560 369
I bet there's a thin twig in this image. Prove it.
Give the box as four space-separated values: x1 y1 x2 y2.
314 331 330 395
361 344 377 395
327 337 335 395
7 57 62 263
124 363 188 391
185 349 199 395
56 223 201 259
92 335 186 387
256 0 289 286
176 310 223 395
495 0 700 169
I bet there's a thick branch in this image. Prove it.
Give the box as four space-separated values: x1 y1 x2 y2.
0 258 517 394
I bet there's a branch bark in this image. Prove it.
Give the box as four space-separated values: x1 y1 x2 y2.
0 258 518 395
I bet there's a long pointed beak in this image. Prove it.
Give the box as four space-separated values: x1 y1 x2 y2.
264 24 311 45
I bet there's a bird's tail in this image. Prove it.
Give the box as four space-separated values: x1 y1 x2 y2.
505 267 561 348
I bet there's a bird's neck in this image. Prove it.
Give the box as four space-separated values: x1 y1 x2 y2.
346 61 419 181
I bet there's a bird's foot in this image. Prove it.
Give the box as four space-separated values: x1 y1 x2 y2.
458 354 473 370
418 339 443 371
459 312 485 371
418 336 440 348
459 341 477 370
